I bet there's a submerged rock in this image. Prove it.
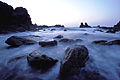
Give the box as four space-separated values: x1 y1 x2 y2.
92 40 108 45
5 36 36 47
27 51 58 68
59 38 83 43
39 39 57 47
106 29 116 33
54 35 64 38
92 40 120 45
60 45 89 76
59 38 74 43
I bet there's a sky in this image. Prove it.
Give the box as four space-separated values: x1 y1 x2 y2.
2 0 120 27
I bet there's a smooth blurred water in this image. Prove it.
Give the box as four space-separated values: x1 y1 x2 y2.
0 27 120 80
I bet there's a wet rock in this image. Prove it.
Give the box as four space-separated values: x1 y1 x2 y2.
60 45 89 76
64 29 67 31
27 51 58 68
75 39 83 42
95 29 104 32
106 29 116 33
51 29 56 31
54 35 64 38
93 40 120 45
39 39 57 47
107 40 120 45
5 36 36 47
92 40 107 45
59 38 74 43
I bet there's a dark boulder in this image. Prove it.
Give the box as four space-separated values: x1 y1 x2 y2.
60 45 89 76
27 51 58 68
39 39 57 47
80 22 91 28
5 36 36 47
107 40 120 45
64 29 67 31
54 35 63 38
92 40 120 45
92 40 108 45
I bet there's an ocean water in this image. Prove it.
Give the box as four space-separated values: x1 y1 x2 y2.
0 27 120 80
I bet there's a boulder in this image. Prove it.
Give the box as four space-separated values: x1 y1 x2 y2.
27 51 58 68
107 40 120 45
54 35 63 38
39 39 57 47
64 29 67 31
5 36 36 47
60 45 89 76
92 40 107 45
92 40 120 45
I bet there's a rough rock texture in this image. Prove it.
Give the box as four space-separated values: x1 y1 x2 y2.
0 1 32 34
92 40 120 45
39 39 57 47
80 22 91 28
60 45 89 76
27 51 58 68
5 36 36 47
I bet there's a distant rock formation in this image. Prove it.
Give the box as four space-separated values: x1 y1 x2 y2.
79 22 91 28
0 1 32 34
37 24 65 28
113 21 120 31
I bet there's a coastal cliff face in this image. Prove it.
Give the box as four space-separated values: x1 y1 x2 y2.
0 1 32 34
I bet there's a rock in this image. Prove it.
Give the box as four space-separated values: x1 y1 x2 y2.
92 40 120 45
39 39 57 47
106 29 116 33
113 21 120 31
80 22 91 28
75 39 83 42
51 29 56 31
64 29 67 31
5 36 36 47
59 38 74 43
107 40 120 45
0 1 32 34
59 38 83 43
27 51 58 68
92 40 107 45
54 35 63 38
60 45 89 76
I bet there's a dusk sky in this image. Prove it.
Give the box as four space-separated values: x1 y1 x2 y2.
2 0 120 27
